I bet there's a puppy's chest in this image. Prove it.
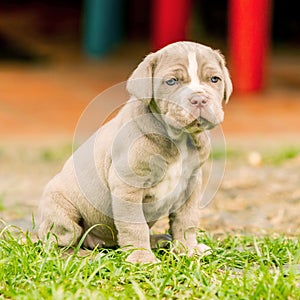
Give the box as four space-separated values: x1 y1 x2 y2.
144 144 200 212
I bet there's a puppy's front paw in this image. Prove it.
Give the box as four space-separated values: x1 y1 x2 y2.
173 241 212 257
126 249 160 264
192 243 212 256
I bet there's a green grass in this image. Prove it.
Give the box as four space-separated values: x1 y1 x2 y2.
0 227 299 299
39 144 73 163
0 194 4 212
211 145 300 165
262 146 300 165
210 147 241 161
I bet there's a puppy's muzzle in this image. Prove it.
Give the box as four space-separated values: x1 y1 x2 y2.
188 94 219 130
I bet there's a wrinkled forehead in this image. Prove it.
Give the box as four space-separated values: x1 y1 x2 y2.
154 45 222 77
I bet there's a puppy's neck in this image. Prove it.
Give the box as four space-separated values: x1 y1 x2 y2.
147 99 182 141
148 98 160 115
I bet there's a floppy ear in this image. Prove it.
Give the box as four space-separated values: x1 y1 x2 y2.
214 50 233 103
222 64 233 103
126 52 158 102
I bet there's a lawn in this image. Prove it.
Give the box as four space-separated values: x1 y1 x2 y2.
0 225 299 299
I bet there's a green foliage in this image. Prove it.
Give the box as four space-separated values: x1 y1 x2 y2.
0 227 299 299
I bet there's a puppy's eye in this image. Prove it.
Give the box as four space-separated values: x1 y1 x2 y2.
211 76 221 83
165 78 178 86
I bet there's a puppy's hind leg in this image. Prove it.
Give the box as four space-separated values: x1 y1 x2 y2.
38 192 83 247
150 234 172 249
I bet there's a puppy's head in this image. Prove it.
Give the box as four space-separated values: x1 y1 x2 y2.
127 41 232 132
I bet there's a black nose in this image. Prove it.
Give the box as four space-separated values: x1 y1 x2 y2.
189 95 208 107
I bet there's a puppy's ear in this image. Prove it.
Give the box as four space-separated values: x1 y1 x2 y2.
126 52 158 102
214 50 233 103
222 64 233 103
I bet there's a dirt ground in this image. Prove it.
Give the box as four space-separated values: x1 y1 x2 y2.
1 139 300 236
0 34 300 236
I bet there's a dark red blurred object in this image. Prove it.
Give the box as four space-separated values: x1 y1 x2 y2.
151 0 192 51
229 0 272 93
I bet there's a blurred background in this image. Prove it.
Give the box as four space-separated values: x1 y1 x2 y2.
0 0 299 234
0 0 299 141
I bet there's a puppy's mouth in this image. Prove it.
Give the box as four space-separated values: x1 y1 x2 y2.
186 117 217 131
196 116 217 130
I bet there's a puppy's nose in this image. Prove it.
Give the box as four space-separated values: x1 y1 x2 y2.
189 95 208 107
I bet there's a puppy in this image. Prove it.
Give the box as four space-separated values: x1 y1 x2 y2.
38 41 232 263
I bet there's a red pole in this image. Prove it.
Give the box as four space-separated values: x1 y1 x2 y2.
229 0 272 93
151 0 192 51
